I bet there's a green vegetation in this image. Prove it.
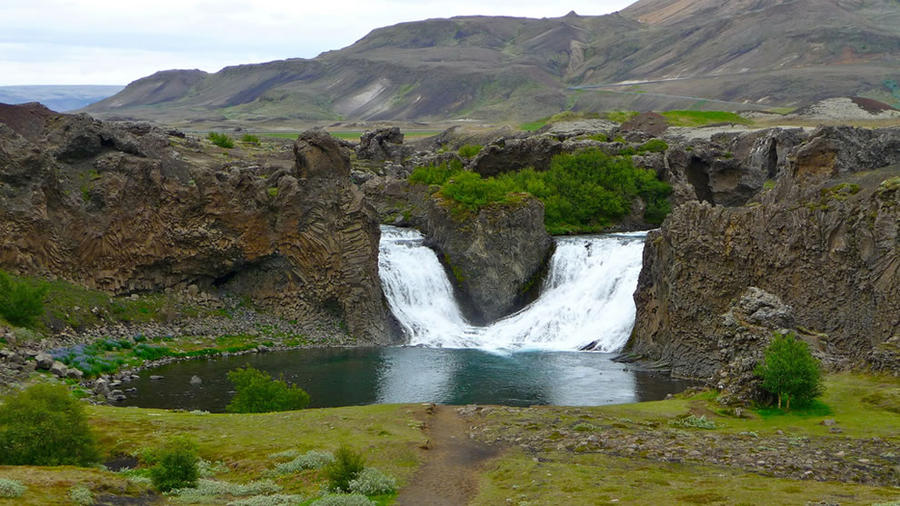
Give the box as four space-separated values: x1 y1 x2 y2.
668 414 717 429
409 150 672 233
603 110 639 123
241 134 261 144
67 485 93 505
348 468 397 496
207 132 235 148
0 479 25 499
226 366 311 413
661 110 752 127
457 144 483 158
147 437 199 492
0 383 99 466
637 139 668 153
326 446 367 492
755 332 824 409
0 270 46 327
267 187 279 198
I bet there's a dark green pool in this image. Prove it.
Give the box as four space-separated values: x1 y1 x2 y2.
119 347 694 411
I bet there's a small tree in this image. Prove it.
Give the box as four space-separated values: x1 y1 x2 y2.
754 332 824 409
226 366 310 413
0 383 99 465
0 271 47 327
325 446 366 492
148 437 199 492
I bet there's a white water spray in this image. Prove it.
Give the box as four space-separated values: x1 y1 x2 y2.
378 226 646 352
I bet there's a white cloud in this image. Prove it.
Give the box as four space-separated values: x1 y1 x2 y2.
0 0 636 85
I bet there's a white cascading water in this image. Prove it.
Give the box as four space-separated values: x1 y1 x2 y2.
378 226 647 352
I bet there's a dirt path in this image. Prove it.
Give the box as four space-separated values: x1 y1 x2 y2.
394 405 498 506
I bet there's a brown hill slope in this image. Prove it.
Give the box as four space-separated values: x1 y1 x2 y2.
84 0 900 125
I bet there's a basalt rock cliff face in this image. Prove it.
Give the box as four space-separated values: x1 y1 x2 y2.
0 104 394 343
626 126 900 380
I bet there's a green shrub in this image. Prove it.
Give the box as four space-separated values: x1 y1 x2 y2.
0 383 99 465
637 139 669 153
754 332 824 410
241 134 261 144
408 160 464 186
348 467 396 496
207 132 235 149
0 271 47 327
0 479 25 498
457 144 483 158
313 493 374 506
226 366 310 413
68 485 93 505
148 437 199 492
325 446 366 492
441 171 521 212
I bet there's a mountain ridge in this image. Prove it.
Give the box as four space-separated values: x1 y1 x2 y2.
84 0 900 125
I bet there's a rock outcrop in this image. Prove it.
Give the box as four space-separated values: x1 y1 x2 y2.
422 194 552 324
356 127 411 162
471 136 564 177
626 126 900 380
0 105 394 343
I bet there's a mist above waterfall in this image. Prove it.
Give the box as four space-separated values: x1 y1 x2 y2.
378 226 646 352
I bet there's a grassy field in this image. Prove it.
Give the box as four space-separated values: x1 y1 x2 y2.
0 374 896 504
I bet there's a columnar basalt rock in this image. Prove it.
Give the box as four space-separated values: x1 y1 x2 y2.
626 127 900 380
0 106 394 343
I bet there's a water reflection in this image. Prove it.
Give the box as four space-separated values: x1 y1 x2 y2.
121 347 695 412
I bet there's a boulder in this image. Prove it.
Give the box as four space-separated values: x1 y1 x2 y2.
35 352 54 370
50 360 68 378
471 136 563 177
356 127 411 162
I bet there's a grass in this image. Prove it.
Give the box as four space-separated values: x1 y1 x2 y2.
474 449 899 505
472 373 900 504
661 110 753 127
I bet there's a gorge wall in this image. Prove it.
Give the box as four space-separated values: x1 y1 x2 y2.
626 126 900 380
0 104 395 343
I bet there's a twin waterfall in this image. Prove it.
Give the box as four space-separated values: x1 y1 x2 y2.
378 226 646 352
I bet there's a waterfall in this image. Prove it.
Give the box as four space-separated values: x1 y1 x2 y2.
378 226 646 352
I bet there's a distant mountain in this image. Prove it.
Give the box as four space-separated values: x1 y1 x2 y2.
84 0 900 125
0 85 124 112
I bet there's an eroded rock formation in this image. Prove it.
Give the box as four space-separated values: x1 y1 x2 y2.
0 105 394 343
626 126 900 380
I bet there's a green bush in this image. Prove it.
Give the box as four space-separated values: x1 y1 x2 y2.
348 467 396 496
637 139 669 153
668 414 717 429
325 446 366 492
241 134 260 144
457 144 483 158
226 366 310 413
408 160 464 185
148 437 199 492
0 271 47 327
207 132 235 149
0 383 99 465
0 479 25 498
754 332 824 410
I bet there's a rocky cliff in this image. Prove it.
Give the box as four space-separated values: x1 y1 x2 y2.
626 126 900 380
0 104 394 343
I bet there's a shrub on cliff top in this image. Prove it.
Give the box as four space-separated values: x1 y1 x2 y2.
0 383 99 465
754 332 824 410
226 366 310 413
207 132 235 148
0 270 47 327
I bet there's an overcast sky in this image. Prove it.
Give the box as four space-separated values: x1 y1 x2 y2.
0 0 637 86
